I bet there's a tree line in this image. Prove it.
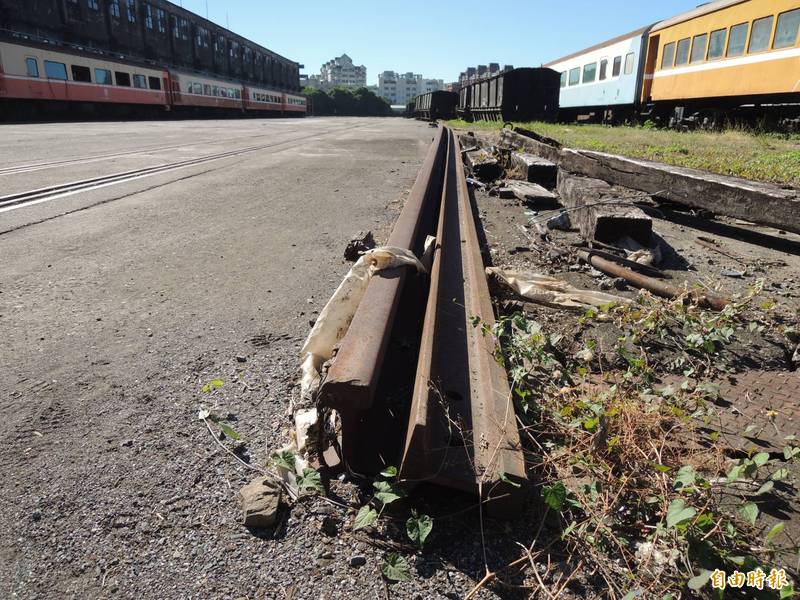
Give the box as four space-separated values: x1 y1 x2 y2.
303 87 394 117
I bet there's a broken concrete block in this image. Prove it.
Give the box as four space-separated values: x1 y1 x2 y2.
556 170 652 244
343 231 375 262
508 153 557 188
465 149 502 182
239 477 282 529
505 180 559 207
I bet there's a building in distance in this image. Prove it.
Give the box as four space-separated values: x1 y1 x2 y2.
377 71 443 106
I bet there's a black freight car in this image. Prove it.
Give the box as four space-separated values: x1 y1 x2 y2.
460 68 560 122
414 91 458 121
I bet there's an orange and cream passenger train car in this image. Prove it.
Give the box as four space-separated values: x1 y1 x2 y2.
642 0 800 124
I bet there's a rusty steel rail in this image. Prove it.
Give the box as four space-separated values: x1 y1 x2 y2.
400 128 527 515
318 126 447 475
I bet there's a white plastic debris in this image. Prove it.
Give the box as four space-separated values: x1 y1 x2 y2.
487 267 631 310
299 246 425 401
294 408 318 455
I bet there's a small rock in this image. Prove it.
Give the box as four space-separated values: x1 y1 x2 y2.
349 555 367 568
31 511 41 522
320 516 338 537
239 477 282 529
343 231 376 262
721 269 746 278
612 278 628 291
236 356 247 363
546 211 571 231
792 344 799 365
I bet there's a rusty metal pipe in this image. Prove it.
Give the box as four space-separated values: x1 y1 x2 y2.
577 250 729 311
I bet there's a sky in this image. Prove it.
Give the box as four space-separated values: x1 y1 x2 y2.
176 0 703 85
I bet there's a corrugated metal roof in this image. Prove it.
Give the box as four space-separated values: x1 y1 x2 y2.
651 0 751 32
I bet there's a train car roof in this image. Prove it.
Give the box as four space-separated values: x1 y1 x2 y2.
544 26 650 67
650 0 750 33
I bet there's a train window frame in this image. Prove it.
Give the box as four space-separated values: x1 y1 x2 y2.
599 58 608 80
133 74 147 89
204 84 211 95
568 67 580 86
71 65 92 83
582 62 597 84
624 52 635 74
115 71 131 87
748 15 774 53
95 68 112 85
44 61 68 81
690 33 708 63
661 42 676 68
148 76 161 90
560 71 567 88
675 39 691 66
612 56 622 77
25 57 40 78
708 28 727 60
727 22 749 56
774 8 800 49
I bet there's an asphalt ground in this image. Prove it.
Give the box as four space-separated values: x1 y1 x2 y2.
0 117 447 599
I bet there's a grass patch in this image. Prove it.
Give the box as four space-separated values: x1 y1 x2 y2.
447 119 800 186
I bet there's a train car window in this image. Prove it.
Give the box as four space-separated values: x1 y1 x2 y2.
26 58 39 78
71 65 92 83
212 86 219 96
204 84 211 95
727 22 748 56
612 56 622 77
133 75 147 89
691 33 708 63
749 16 774 53
115 72 131 87
148 76 161 90
599 59 608 80
624 52 635 74
708 28 727 59
44 61 68 80
661 42 676 68
95 69 112 85
582 63 597 84
774 9 800 48
560 71 567 88
568 67 580 86
675 39 691 65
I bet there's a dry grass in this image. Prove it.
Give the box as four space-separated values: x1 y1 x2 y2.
447 119 800 187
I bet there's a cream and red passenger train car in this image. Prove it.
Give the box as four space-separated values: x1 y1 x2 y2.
283 93 307 116
641 0 800 123
0 40 169 109
169 71 244 111
243 85 284 115
0 38 307 118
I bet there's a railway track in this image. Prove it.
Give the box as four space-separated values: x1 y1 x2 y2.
0 130 309 177
0 125 361 214
317 126 526 515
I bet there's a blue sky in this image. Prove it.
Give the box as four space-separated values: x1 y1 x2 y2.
177 0 702 85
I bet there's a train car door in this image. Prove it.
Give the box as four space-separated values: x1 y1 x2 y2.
164 71 173 109
641 34 660 105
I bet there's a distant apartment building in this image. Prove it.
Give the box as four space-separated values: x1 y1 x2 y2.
317 54 367 89
377 71 444 105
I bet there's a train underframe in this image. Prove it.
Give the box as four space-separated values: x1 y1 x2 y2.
0 98 300 122
643 93 800 131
